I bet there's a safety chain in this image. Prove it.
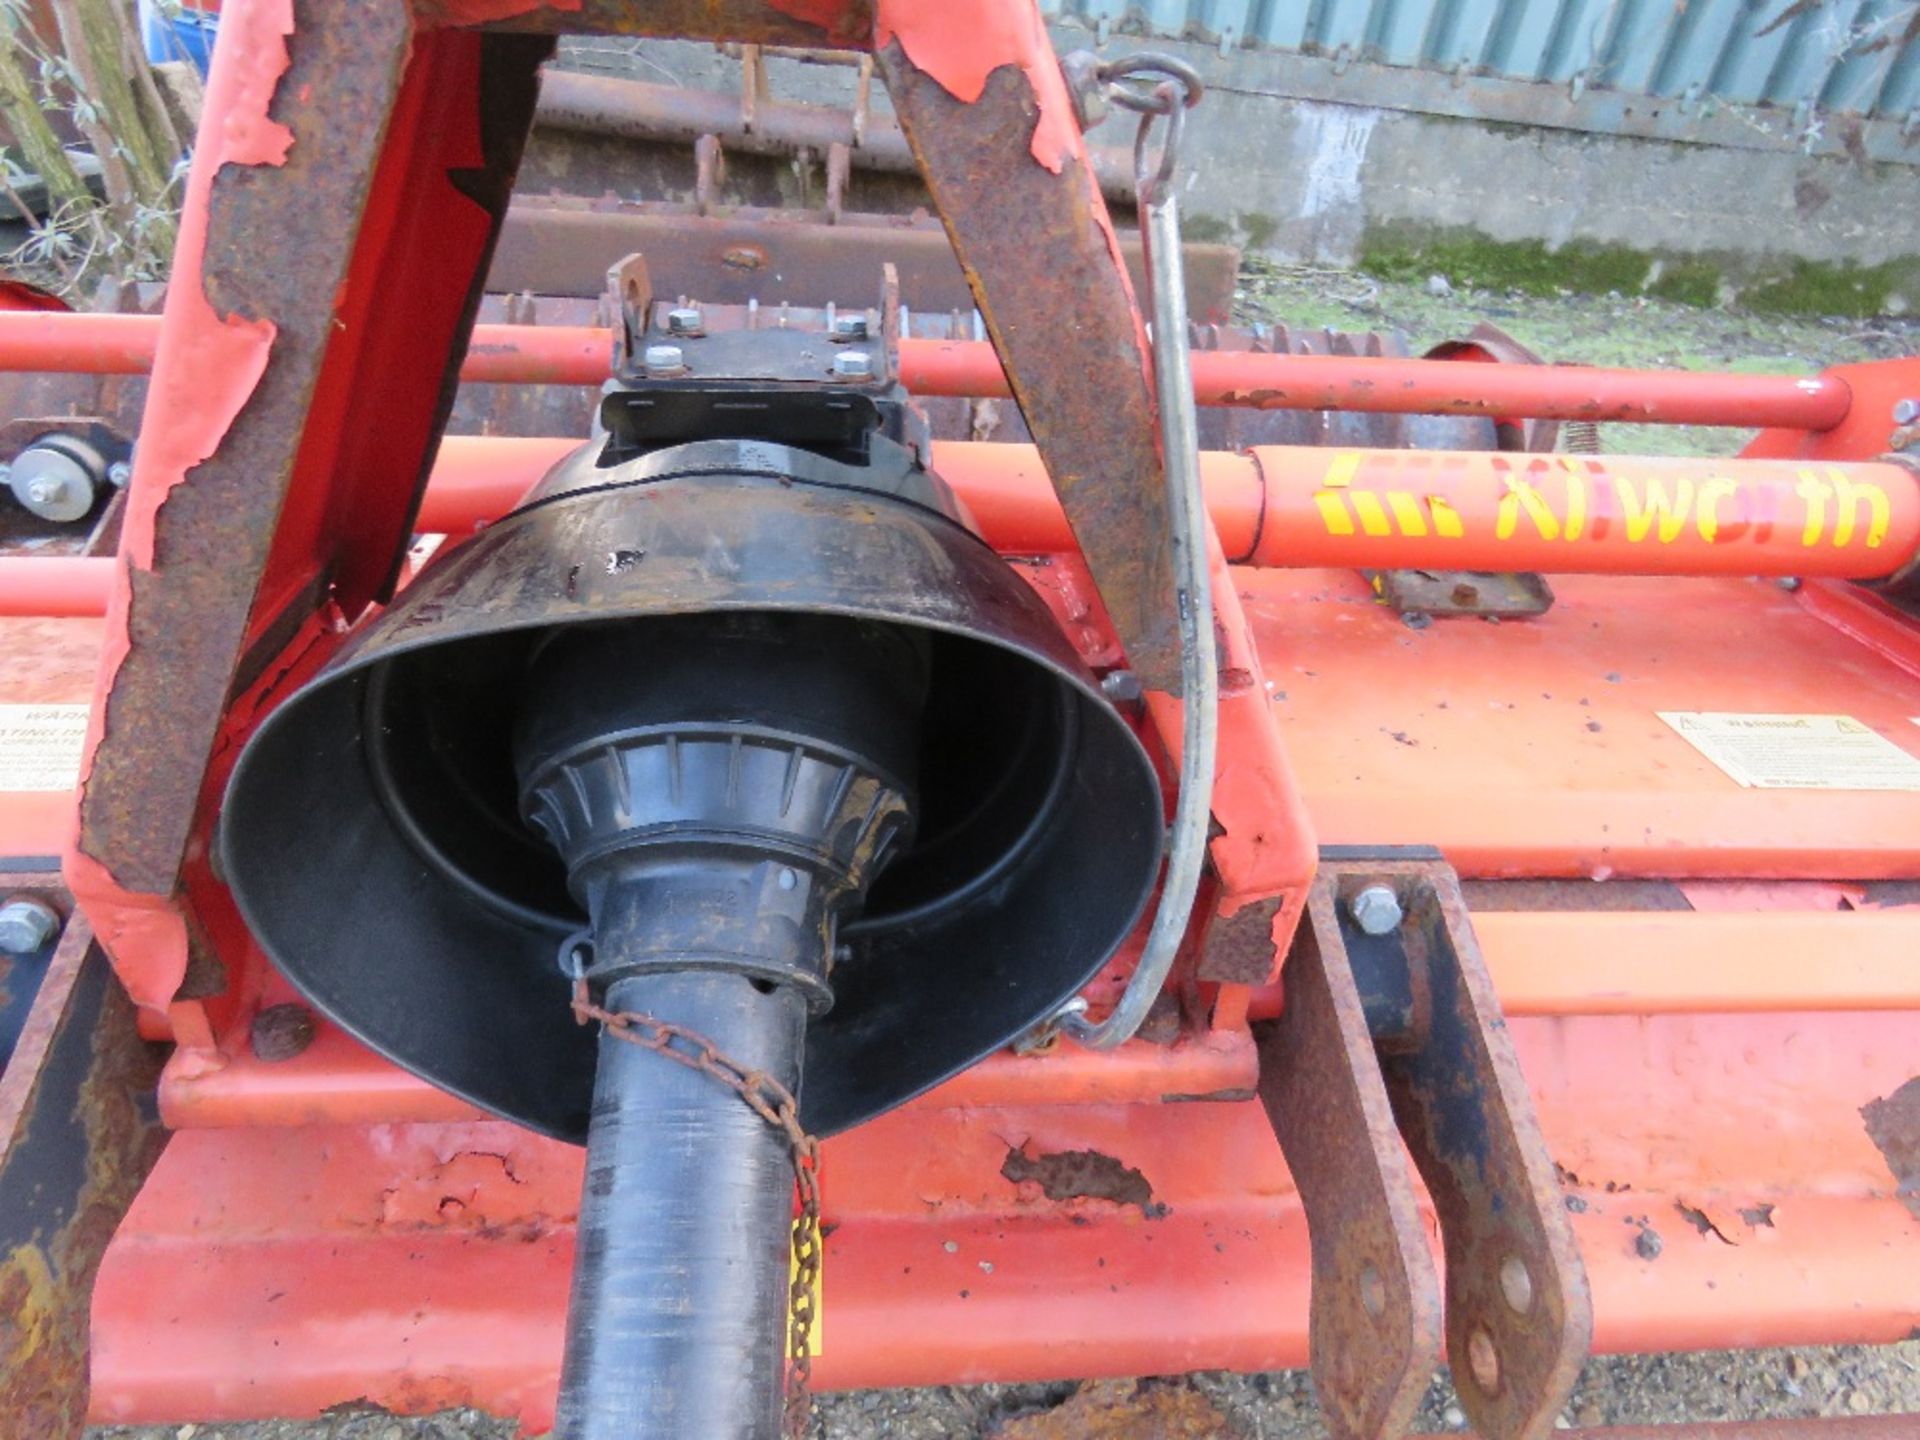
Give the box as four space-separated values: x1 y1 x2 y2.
570 978 823 1440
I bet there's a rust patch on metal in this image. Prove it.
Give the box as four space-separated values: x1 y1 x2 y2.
1197 894 1285 984
880 44 1179 691
1674 1200 1737 1245
0 910 165 1432
1159 1087 1256 1104
1001 1143 1166 1218
1861 1075 1920 1220
78 0 415 897
80 8 548 900
990 1378 1244 1439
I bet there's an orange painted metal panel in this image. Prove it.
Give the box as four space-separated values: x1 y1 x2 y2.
93 1009 1920 1429
1247 570 1920 877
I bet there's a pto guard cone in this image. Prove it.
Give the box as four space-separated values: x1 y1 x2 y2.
219 438 1164 1140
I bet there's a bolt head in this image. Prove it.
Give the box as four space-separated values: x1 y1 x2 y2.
664 307 703 337
642 343 687 374
831 349 874 379
1100 670 1143 704
107 460 132 487
0 896 61 955
832 313 870 341
1348 883 1404 936
1893 398 1919 425
10 442 98 521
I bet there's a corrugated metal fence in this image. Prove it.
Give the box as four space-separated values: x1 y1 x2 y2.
1042 0 1920 120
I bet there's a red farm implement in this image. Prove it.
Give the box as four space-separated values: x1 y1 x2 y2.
0 4 1916 1439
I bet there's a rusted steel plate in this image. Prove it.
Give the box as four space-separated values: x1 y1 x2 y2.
76 0 417 898
79 11 547 898
1862 1076 1920 1221
0 893 164 1437
489 198 1240 322
434 0 874 47
1255 877 1443 1440
1197 894 1289 985
1360 860 1594 1440
880 44 1180 691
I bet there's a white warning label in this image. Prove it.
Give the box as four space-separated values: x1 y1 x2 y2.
0 704 89 792
1658 712 1920 791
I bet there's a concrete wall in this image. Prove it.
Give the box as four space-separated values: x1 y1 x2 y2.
550 29 1920 314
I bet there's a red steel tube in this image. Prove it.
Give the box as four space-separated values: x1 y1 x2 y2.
9 442 1914 618
0 311 1852 428
0 555 118 617
897 341 1855 430
0 311 162 374
1239 445 1920 578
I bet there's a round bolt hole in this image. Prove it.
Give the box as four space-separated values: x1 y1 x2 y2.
1467 1325 1501 1395
1359 1264 1387 1318
1499 1255 1533 1314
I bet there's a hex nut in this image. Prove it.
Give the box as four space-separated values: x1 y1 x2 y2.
0 896 62 955
832 313 870 341
1349 883 1404 936
9 441 98 523
831 349 874 379
664 307 704 337
642 343 687 374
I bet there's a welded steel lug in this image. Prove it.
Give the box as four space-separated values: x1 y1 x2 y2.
1256 879 1443 1440
1261 857 1591 1440
1346 859 1593 1439
1057 49 1111 132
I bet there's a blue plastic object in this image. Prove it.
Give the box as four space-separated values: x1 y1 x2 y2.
137 0 218 78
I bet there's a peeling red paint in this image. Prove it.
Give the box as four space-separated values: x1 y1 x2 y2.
63 0 296 1023
875 0 1080 172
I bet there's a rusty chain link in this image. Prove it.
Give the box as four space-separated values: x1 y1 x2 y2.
570 977 823 1440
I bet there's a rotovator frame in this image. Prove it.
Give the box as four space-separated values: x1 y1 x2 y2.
0 0 1916 1437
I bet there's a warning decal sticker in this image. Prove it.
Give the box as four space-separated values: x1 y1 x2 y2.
1658 712 1920 791
0 704 90 793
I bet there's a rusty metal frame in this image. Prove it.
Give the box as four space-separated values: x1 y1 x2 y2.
1260 855 1593 1440
0 881 164 1435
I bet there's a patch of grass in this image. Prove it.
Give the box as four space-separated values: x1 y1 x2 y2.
1354 222 1920 320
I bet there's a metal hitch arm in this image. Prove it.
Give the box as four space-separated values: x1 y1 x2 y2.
1257 853 1594 1440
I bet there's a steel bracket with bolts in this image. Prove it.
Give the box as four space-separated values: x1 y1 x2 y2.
1254 851 1592 1440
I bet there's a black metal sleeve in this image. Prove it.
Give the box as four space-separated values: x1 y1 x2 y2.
555 969 806 1440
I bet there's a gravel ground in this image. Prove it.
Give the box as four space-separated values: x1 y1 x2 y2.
89 1341 1920 1438
87 274 1920 1440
